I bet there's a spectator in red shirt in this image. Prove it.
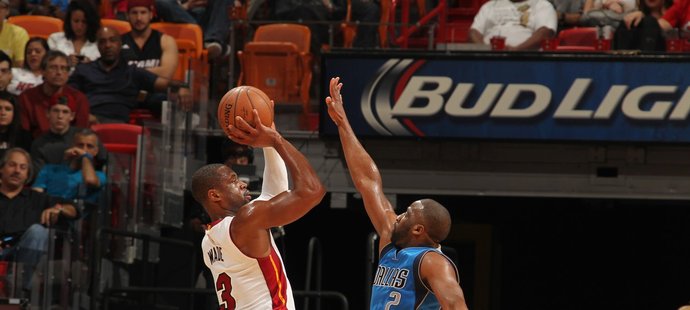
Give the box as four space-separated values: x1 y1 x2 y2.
657 0 690 31
621 0 685 50
18 50 90 138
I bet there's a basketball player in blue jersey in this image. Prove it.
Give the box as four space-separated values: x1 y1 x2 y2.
325 77 469 310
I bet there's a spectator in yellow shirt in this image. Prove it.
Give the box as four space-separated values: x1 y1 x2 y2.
0 0 29 67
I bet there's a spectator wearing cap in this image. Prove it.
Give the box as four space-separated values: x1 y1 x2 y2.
0 0 29 67
123 0 178 80
32 128 105 204
29 91 106 173
122 0 178 118
19 50 91 139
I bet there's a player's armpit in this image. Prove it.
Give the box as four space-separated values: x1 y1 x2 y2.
420 252 469 310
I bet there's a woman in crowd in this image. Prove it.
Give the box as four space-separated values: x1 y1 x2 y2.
48 0 101 65
0 91 31 158
7 38 48 95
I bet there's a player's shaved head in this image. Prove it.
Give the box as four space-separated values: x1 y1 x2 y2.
191 164 226 204
419 199 451 243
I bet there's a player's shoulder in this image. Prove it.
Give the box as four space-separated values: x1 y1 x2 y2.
419 248 457 272
228 202 265 233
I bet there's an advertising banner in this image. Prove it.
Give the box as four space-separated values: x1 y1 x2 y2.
321 53 690 142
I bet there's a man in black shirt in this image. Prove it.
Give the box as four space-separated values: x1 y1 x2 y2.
0 148 77 293
122 0 178 79
68 27 190 124
121 0 179 117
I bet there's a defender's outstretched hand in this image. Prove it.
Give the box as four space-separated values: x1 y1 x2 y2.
325 77 348 127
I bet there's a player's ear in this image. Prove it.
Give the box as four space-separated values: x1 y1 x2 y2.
411 224 425 236
208 189 221 202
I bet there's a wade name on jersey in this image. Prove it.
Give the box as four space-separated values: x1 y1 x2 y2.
207 246 224 264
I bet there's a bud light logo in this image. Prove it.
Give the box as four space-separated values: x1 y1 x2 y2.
362 58 426 136
326 54 690 142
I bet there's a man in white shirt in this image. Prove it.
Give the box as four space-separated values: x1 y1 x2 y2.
469 0 558 50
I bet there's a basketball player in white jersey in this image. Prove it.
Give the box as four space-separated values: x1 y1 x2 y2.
192 110 326 309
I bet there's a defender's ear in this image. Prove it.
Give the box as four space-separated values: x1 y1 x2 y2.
411 224 425 236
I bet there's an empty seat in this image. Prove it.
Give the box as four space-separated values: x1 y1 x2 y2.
7 15 63 39
91 123 144 232
557 27 599 50
92 123 143 154
237 23 312 114
150 22 204 59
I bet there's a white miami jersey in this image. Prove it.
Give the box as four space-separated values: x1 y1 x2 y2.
202 216 295 310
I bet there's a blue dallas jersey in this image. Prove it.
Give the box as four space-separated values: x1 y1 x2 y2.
370 244 459 309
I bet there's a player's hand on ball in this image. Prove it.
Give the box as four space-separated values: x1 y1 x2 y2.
226 109 278 148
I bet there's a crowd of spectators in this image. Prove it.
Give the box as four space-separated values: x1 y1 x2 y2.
0 0 193 302
468 0 687 52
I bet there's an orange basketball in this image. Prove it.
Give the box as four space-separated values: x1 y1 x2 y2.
217 86 274 137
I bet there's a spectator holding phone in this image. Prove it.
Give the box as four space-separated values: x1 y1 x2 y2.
48 0 101 64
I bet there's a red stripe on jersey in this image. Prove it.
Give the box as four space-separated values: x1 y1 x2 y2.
257 246 289 309
206 218 223 229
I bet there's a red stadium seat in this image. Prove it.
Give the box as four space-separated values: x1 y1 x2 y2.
558 27 598 46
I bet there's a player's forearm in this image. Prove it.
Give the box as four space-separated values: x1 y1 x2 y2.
256 147 288 201
271 134 325 205
337 123 383 191
444 299 469 310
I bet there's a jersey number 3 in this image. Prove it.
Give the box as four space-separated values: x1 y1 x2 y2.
217 273 236 309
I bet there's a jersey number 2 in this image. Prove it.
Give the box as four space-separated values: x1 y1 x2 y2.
385 291 401 309
216 273 236 309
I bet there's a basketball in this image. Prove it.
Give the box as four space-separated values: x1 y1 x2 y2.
217 86 274 136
